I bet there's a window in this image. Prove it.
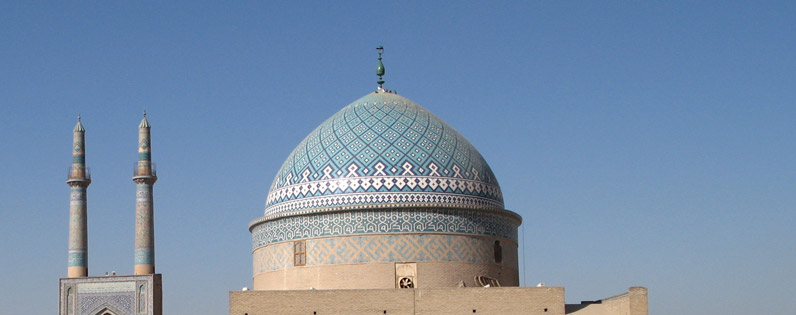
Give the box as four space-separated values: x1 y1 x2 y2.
294 240 306 266
66 287 74 314
138 284 146 313
494 240 502 263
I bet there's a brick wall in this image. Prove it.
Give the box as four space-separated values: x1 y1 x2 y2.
230 287 565 315
564 287 648 315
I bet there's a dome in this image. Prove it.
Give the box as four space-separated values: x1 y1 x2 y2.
263 91 504 219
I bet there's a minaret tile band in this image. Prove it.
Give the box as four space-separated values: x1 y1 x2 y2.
133 113 157 275
67 116 90 278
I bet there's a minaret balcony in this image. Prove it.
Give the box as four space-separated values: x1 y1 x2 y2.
133 162 158 180
66 166 91 183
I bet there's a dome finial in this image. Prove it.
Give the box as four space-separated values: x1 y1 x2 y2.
143 109 147 118
376 46 385 89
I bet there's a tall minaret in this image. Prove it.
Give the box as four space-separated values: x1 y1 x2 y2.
67 115 91 278
133 111 157 275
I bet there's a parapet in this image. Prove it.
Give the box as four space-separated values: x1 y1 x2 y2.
564 287 648 315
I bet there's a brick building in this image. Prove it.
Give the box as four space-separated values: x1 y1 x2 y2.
232 48 647 315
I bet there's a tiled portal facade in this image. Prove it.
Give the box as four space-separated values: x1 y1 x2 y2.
59 274 161 315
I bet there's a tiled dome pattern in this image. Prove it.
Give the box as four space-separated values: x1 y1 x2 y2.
265 92 504 217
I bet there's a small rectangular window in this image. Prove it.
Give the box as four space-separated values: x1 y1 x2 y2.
138 284 147 313
294 240 306 266
66 287 74 314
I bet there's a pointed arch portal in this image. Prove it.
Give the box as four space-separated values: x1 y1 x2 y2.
95 308 117 315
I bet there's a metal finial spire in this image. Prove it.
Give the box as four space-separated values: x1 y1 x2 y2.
139 110 151 129
376 46 385 89
74 113 85 132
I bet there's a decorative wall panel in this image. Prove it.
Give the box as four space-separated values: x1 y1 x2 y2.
59 275 161 315
254 234 516 274
252 208 519 250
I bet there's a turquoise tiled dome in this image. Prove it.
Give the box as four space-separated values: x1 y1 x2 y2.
264 92 504 218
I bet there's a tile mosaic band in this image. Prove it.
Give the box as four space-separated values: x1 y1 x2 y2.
251 208 520 250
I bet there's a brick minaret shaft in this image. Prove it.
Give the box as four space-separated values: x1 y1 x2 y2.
133 112 157 275
67 115 91 278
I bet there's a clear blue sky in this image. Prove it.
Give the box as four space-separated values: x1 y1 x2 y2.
1 1 794 314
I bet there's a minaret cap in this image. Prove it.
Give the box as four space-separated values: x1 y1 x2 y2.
139 110 151 129
74 114 85 132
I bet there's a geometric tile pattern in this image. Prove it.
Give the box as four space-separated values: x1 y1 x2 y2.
253 234 517 273
264 191 503 218
253 242 294 273
265 92 504 217
251 208 520 250
78 293 134 315
59 275 159 315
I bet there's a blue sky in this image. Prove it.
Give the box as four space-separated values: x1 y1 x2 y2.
1 1 794 314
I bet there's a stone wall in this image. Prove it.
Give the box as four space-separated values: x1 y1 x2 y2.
254 260 519 290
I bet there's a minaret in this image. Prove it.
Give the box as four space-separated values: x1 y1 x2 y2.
133 111 157 275
67 115 91 278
